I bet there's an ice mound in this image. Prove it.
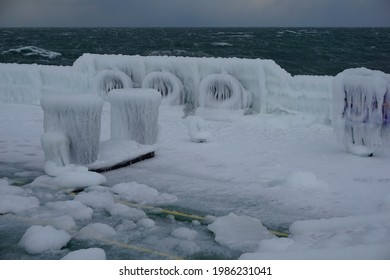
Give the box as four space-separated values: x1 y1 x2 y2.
240 213 390 260
171 227 198 241
186 116 211 143
19 225 71 254
75 190 115 209
45 200 93 221
0 195 39 214
61 248 106 260
137 218 156 229
0 178 26 196
107 203 146 221
111 182 178 205
0 178 40 213
40 161 107 191
284 171 328 191
44 215 77 232
207 213 274 252
53 171 107 189
76 223 116 240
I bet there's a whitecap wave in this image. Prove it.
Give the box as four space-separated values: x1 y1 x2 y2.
211 42 233 47
1 46 61 59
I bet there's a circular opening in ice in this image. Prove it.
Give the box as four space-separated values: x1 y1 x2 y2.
198 74 247 110
142 71 183 105
95 70 133 97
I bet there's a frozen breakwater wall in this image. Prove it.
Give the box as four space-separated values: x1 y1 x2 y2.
0 54 333 118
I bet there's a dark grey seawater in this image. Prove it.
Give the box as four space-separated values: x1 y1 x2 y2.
0 27 389 76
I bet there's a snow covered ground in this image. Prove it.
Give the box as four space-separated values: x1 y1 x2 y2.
1 101 389 260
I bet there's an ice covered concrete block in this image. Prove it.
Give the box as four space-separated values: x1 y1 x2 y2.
333 68 390 156
41 131 70 166
41 94 104 165
108 89 161 145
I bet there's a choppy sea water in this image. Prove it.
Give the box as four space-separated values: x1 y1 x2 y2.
0 27 389 76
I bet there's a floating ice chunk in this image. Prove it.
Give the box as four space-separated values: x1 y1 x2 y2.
284 171 328 191
137 218 155 229
45 200 93 221
111 182 177 205
142 71 184 105
257 238 295 253
19 225 71 254
75 190 115 209
52 170 107 189
171 227 198 240
107 203 146 221
61 248 107 260
0 195 39 214
0 178 26 196
41 94 104 165
207 213 274 252
76 223 116 240
45 215 77 232
116 220 137 232
186 116 211 143
108 89 161 145
41 132 70 166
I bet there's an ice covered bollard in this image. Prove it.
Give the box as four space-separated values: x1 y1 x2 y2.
333 68 390 156
41 131 70 166
41 95 104 165
108 89 161 145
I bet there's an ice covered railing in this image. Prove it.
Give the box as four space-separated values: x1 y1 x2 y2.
0 54 334 119
73 54 333 116
0 63 92 104
332 68 390 156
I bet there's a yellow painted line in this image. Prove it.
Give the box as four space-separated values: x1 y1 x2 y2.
269 230 289 238
96 238 183 260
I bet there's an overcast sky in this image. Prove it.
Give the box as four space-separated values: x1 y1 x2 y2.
0 0 389 27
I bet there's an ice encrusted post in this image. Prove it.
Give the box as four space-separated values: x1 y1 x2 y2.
41 95 104 165
108 89 161 145
333 68 390 156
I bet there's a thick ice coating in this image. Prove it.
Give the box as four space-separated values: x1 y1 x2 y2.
333 68 390 155
41 94 104 164
108 89 161 145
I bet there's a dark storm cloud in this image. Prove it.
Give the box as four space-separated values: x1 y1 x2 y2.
0 0 389 27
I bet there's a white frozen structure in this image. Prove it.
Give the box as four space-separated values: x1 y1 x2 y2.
41 94 104 165
142 71 184 105
0 54 333 120
108 89 162 145
94 69 133 97
333 68 390 156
